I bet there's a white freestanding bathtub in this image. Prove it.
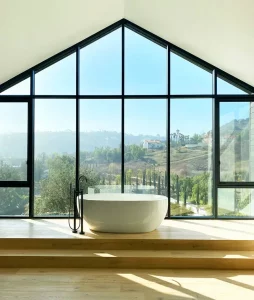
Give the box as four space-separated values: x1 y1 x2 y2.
81 193 168 233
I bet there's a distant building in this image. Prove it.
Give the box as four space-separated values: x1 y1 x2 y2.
143 140 164 150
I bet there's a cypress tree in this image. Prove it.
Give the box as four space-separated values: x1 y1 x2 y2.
164 171 167 193
143 169 146 185
197 183 200 206
124 171 126 185
184 186 187 207
176 175 179 204
158 175 161 195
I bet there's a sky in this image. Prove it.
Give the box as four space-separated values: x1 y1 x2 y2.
220 102 250 127
0 27 248 136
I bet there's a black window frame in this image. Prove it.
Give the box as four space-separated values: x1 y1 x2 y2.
0 19 253 219
0 96 31 218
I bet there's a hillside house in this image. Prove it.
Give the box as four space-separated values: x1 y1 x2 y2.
143 140 164 150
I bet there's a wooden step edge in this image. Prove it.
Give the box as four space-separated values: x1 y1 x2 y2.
0 256 253 269
0 238 253 251
0 249 253 257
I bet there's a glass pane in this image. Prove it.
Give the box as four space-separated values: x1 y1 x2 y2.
0 78 30 95
220 102 250 182
0 103 27 181
218 77 247 95
80 99 121 193
170 98 213 216
125 28 167 95
34 99 75 216
218 188 254 217
35 53 76 95
80 29 121 95
125 99 167 198
0 188 29 216
171 52 212 94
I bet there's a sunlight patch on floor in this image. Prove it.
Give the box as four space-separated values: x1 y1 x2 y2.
22 219 47 226
118 273 193 298
94 252 117 257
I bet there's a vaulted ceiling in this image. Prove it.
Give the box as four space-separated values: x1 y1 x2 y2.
1 0 254 86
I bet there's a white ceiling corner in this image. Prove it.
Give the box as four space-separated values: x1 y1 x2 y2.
0 0 254 87
0 0 124 84
124 0 254 87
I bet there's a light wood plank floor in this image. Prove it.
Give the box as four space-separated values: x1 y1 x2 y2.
0 268 253 299
0 219 254 240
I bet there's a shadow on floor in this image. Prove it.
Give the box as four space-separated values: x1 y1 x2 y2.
218 277 254 292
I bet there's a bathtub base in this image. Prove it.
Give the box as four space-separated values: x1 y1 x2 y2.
88 225 157 234
82 194 168 234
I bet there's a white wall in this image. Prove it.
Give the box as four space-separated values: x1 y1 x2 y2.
124 0 254 87
1 0 254 87
0 0 124 83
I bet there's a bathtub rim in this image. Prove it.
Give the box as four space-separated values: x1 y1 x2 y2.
80 193 168 202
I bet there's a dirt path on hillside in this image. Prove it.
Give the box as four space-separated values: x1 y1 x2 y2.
170 153 207 164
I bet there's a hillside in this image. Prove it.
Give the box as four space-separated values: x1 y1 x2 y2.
0 131 166 158
0 117 250 160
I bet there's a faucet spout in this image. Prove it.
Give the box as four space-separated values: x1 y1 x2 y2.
78 175 88 194
79 175 88 185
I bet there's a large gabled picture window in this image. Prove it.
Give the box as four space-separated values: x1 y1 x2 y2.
0 19 253 218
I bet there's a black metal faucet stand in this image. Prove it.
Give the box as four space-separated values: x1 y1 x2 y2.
79 189 84 235
68 176 87 235
72 189 78 233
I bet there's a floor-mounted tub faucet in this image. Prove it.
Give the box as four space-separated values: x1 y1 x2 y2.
68 175 88 235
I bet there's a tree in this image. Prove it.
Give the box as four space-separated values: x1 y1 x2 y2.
161 177 164 195
124 145 146 162
191 133 203 144
191 172 210 205
34 154 99 215
137 169 143 186
126 169 133 185
0 161 21 181
146 168 152 186
164 171 168 194
0 163 28 215
115 175 121 185
157 174 161 195
152 169 156 188
143 169 146 186
0 188 28 216
124 171 127 185
191 183 200 206
170 173 177 196
176 175 179 204
180 177 192 206
34 153 47 182
34 155 75 215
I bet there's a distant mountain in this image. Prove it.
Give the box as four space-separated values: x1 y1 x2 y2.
1 117 249 160
0 131 166 158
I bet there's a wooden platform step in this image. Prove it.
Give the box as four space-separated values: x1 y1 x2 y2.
0 249 254 269
1 238 254 251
